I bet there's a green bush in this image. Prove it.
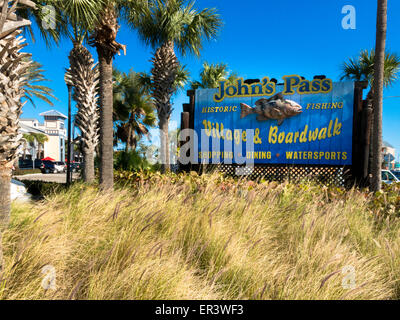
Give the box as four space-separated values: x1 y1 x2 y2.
13 169 41 176
22 180 66 197
114 150 156 172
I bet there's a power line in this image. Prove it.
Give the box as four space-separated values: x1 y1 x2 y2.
383 96 400 99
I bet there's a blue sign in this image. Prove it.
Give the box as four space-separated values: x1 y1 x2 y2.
194 76 354 165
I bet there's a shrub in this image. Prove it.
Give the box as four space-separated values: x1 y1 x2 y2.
114 150 156 172
22 181 66 198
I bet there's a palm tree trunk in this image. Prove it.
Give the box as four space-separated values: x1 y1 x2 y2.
23 144 26 160
126 123 133 152
0 165 11 227
151 41 178 172
159 116 170 172
0 164 11 272
97 50 114 190
371 0 387 192
83 149 95 183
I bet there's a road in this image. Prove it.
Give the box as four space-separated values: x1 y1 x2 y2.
14 173 80 184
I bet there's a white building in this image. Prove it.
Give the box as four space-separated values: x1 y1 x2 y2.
20 110 67 162
382 141 396 170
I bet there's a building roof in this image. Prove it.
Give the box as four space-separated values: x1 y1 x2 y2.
19 123 47 135
383 141 394 148
20 118 39 122
39 110 68 119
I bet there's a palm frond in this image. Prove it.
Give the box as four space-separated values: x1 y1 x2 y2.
131 0 222 57
22 57 56 107
341 49 400 88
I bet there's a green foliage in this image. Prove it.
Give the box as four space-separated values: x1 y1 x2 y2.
131 0 222 56
341 49 400 88
191 61 238 89
20 181 65 198
138 64 190 94
23 57 57 107
113 68 156 150
370 182 400 220
114 150 155 172
22 133 35 144
31 133 48 144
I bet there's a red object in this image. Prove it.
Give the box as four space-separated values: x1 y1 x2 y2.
42 157 55 161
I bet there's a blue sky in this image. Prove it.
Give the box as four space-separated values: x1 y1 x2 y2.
22 0 400 159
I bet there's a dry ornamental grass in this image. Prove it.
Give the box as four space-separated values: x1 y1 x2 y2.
1 173 399 300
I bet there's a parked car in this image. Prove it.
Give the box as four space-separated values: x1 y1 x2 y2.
71 162 81 172
391 171 400 180
34 159 44 168
54 161 66 173
40 160 57 174
18 159 33 169
382 170 400 184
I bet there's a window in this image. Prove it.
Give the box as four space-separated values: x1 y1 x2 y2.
382 171 394 181
60 123 64 130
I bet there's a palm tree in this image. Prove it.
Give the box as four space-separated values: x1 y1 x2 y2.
113 69 156 152
0 0 62 272
64 27 100 183
341 49 400 98
31 133 48 160
0 1 34 232
131 0 222 172
87 0 148 190
371 0 387 192
22 134 35 160
66 42 100 183
341 48 399 190
191 62 238 89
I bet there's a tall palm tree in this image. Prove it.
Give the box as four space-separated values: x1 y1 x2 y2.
113 69 156 152
64 26 100 183
0 1 35 230
0 0 62 273
66 42 100 183
59 0 146 185
341 48 399 189
131 0 222 172
87 0 148 190
191 62 238 89
371 0 387 192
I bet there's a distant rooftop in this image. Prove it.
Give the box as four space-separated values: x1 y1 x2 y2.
39 110 67 119
383 141 394 148
19 123 46 135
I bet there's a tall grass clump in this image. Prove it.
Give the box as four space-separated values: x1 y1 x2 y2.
1 173 399 300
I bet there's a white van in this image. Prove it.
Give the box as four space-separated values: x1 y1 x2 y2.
381 170 400 184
